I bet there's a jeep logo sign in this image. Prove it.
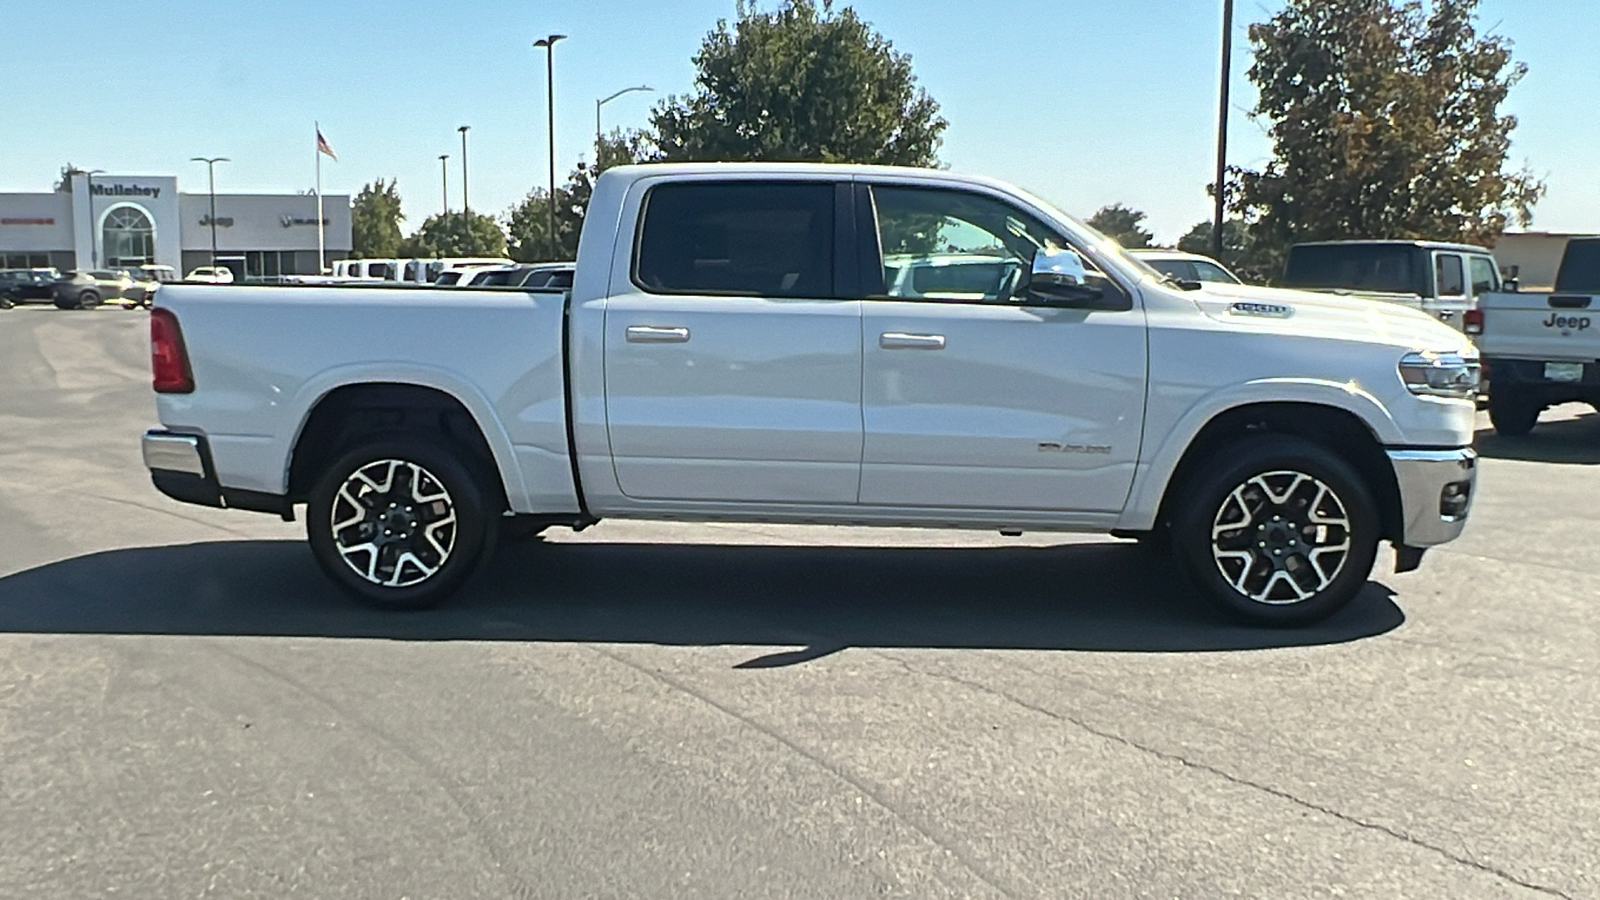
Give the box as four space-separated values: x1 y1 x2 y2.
1543 313 1593 333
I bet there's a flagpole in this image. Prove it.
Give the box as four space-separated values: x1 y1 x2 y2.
315 122 326 274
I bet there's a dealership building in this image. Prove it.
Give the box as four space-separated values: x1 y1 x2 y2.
0 172 351 278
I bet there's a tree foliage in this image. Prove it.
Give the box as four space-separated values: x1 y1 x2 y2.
1086 204 1153 249
1231 0 1543 260
351 179 404 259
398 211 506 258
504 130 653 262
651 0 945 165
1176 219 1273 283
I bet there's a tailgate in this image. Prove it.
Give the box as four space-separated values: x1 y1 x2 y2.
1477 290 1600 361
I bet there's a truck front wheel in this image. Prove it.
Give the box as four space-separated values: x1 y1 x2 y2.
307 438 498 609
1171 436 1380 626
1487 389 1540 437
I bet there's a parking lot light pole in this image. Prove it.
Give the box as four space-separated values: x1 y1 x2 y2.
69 168 107 267
596 85 652 151
457 127 471 216
439 154 450 213
534 33 567 260
191 157 230 267
1212 0 1234 260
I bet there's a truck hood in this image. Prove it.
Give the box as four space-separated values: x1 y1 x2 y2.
1183 281 1475 355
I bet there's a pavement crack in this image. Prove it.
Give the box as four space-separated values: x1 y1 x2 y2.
588 645 1022 900
893 658 1575 900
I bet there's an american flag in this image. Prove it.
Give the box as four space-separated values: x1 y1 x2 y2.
316 128 337 161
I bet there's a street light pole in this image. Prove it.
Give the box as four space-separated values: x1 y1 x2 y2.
596 85 653 151
439 154 450 213
457 126 471 216
191 156 230 267
534 33 567 260
1212 0 1234 260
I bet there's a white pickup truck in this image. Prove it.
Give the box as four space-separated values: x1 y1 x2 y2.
141 163 1480 625
1473 237 1600 435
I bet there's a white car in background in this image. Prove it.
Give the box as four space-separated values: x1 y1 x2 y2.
184 266 234 284
1128 249 1244 285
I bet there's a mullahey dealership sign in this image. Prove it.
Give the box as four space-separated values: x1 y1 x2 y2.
90 183 162 199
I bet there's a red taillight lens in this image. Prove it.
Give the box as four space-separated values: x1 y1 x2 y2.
1463 308 1484 335
150 308 194 393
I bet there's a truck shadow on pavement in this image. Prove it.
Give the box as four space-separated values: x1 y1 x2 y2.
1475 407 1600 465
0 539 1403 660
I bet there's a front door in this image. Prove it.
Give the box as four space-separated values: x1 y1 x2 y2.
603 179 863 504
858 183 1147 513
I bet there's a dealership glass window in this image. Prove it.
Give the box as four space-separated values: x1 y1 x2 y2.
4 253 51 269
245 250 298 278
103 206 154 267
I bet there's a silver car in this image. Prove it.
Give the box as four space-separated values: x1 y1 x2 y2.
52 270 134 309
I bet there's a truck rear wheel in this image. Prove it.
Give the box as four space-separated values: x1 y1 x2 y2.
1487 390 1540 437
306 438 498 610
1171 435 1379 626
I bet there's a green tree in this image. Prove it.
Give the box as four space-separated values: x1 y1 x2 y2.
504 130 654 262
652 0 945 165
398 211 507 258
1086 204 1153 249
1232 0 1543 260
1177 219 1272 283
351 179 404 258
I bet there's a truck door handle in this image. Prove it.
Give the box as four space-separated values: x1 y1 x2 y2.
625 325 691 343
879 332 946 350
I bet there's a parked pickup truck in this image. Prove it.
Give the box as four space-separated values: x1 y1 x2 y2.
1282 240 1504 331
141 163 1480 625
1473 237 1600 436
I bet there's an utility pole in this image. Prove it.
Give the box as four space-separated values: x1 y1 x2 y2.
1212 0 1234 260
457 126 471 216
191 156 230 267
439 154 450 213
535 33 567 260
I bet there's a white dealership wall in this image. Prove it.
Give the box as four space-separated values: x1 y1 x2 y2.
0 172 349 273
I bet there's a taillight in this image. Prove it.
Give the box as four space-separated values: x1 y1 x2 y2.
150 308 194 393
1463 308 1484 335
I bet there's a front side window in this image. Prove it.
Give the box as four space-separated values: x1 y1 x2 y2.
869 185 1077 303
1468 256 1499 295
634 181 834 297
1436 254 1465 297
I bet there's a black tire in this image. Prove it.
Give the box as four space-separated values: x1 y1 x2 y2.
306 437 499 610
1170 435 1380 626
1488 389 1540 437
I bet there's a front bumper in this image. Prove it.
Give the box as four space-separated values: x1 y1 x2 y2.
142 429 293 519
1387 447 1477 548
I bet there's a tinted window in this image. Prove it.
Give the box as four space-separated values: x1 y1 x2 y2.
1435 254 1465 296
1283 245 1422 294
1192 260 1240 284
546 270 573 289
1555 239 1600 293
1468 256 1499 295
435 271 462 285
635 181 834 297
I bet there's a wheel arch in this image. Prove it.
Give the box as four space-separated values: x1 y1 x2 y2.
1144 401 1404 544
285 381 519 511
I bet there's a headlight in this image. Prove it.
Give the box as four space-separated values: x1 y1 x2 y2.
1399 350 1480 399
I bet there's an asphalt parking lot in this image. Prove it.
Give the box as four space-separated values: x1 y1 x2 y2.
1 307 1597 898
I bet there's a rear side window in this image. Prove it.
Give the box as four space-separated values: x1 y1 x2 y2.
1555 239 1600 293
1435 254 1465 296
634 181 834 297
1468 256 1499 295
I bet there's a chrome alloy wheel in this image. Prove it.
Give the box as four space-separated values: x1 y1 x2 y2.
1209 470 1352 605
329 459 458 587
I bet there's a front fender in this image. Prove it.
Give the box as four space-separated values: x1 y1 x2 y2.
1117 378 1402 531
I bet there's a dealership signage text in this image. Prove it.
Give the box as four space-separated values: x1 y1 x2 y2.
90 184 161 199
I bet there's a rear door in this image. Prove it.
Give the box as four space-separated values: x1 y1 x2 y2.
601 179 864 504
856 182 1147 514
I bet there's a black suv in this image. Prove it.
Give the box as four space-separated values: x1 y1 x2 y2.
0 269 60 306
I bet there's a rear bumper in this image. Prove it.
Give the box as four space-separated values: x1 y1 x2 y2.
142 429 293 519
1387 447 1476 548
1483 357 1600 401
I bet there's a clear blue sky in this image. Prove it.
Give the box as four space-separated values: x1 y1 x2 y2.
3 0 1593 244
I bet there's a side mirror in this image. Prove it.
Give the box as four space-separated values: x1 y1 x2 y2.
1026 248 1106 306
